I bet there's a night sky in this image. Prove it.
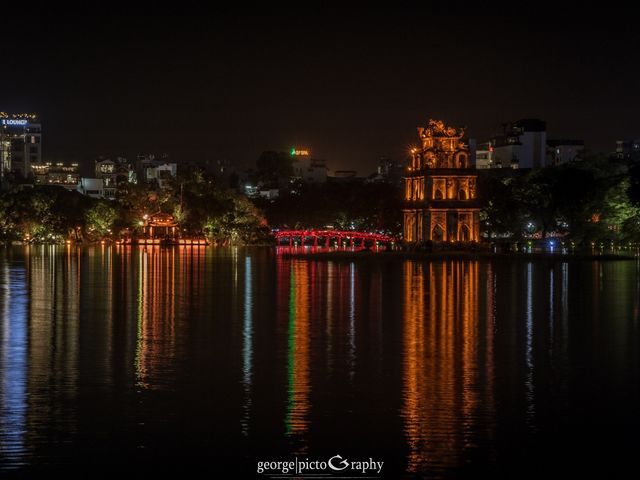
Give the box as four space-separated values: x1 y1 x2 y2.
3 6 640 175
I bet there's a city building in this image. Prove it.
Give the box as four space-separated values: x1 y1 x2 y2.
258 188 279 200
366 157 405 185
243 183 280 200
615 139 640 159
136 154 177 189
291 148 327 183
154 163 178 189
32 162 80 190
403 119 480 242
478 123 583 169
77 178 104 198
243 184 259 197
547 139 584 165
474 141 494 169
0 112 42 180
95 157 134 199
491 119 547 169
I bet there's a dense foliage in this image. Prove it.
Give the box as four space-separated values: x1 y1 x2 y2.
478 155 640 243
0 187 91 242
0 176 270 245
256 181 403 234
3 153 640 246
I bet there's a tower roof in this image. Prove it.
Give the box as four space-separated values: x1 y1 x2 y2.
417 119 465 139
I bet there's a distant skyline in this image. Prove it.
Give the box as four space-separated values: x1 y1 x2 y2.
2 6 639 174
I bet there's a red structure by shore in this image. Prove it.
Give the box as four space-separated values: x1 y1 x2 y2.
119 212 208 246
274 229 394 248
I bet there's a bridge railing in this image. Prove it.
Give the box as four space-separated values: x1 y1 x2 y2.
273 229 395 247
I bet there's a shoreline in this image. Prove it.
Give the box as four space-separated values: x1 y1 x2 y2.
278 249 637 262
3 243 636 261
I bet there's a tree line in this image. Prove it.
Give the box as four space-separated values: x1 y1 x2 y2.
0 174 270 245
256 153 640 245
2 152 639 246
479 154 640 244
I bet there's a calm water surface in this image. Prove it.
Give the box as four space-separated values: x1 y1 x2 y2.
0 246 639 478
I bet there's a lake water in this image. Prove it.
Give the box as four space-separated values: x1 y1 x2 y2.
0 246 639 478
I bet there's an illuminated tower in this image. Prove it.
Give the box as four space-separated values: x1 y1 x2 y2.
403 119 479 242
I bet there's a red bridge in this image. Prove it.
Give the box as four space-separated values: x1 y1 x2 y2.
274 229 395 247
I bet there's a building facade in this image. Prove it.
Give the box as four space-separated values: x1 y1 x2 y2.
291 148 327 183
547 139 584 165
136 154 177 189
0 112 42 180
32 162 80 189
403 119 480 243
95 157 134 199
615 139 640 159
491 119 547 169
366 157 404 186
77 178 104 198
474 141 494 169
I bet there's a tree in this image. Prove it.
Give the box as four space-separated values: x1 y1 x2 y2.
0 187 91 241
85 201 118 239
628 160 640 207
257 181 403 235
478 172 523 239
598 178 639 241
204 195 269 245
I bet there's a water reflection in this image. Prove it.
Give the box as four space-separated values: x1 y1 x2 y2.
134 247 178 389
131 246 206 389
0 255 28 468
0 247 638 477
348 263 356 380
29 246 81 462
241 256 253 436
525 263 535 429
402 261 495 474
283 260 311 445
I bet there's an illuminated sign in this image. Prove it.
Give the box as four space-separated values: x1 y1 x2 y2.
1 119 28 126
291 148 310 156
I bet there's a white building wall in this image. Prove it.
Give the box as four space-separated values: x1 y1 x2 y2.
77 178 104 198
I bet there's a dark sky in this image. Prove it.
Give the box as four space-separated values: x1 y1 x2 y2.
3 6 640 174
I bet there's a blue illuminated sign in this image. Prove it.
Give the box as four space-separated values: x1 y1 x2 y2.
1 119 28 126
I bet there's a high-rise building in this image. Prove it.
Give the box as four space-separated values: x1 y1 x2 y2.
403 119 480 242
491 119 547 169
0 112 42 180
